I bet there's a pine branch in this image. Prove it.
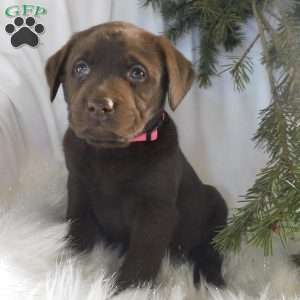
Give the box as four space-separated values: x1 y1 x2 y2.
163 3 200 41
197 30 219 87
144 0 300 255
218 33 260 90
253 0 279 101
144 0 253 86
214 0 300 255
141 0 163 9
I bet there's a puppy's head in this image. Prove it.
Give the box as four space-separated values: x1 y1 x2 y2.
46 22 194 148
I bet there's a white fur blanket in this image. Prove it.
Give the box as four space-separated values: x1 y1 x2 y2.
0 160 299 300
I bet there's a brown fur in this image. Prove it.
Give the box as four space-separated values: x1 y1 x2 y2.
45 21 228 293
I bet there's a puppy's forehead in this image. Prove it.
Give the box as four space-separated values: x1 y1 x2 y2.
70 22 161 67
95 22 157 42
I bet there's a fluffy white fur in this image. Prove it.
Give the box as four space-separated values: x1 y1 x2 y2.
0 160 299 300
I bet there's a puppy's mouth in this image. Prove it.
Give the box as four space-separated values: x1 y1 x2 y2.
71 120 148 149
83 128 137 148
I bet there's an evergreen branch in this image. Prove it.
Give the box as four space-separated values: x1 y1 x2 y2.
217 33 260 90
145 0 300 256
141 0 163 9
215 0 300 255
252 0 279 101
143 0 253 86
197 30 219 87
232 33 260 70
223 56 253 91
229 55 254 91
218 33 260 76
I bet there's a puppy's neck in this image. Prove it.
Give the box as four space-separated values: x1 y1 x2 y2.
131 111 166 143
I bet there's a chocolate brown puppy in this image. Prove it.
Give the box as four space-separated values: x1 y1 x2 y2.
45 21 228 292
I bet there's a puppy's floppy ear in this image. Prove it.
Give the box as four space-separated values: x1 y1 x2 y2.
45 41 73 102
158 36 195 111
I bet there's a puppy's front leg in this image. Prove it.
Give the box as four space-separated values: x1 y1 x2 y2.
115 203 178 292
66 175 99 253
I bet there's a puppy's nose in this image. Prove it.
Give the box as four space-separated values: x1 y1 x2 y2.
87 98 114 116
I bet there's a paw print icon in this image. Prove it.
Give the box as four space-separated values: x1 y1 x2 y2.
5 16 44 48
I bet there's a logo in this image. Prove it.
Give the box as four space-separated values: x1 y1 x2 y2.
4 5 47 48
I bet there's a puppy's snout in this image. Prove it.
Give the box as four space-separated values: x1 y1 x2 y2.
87 98 115 117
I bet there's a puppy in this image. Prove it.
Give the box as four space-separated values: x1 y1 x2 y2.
45 21 228 292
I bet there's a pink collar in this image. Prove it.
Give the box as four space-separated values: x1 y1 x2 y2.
130 112 166 143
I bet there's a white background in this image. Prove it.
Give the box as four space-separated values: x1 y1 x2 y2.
0 0 270 208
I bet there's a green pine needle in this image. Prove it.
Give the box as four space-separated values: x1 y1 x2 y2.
221 55 254 91
143 0 253 87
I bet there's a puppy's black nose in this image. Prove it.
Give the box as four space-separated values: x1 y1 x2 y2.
87 98 114 117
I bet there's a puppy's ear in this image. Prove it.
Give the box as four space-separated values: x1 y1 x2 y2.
45 41 73 102
158 36 194 111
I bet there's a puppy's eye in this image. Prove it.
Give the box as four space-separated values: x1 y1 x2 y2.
74 61 90 78
128 65 147 82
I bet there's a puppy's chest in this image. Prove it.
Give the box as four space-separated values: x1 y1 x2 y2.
89 158 139 189
87 151 152 190
84 159 139 241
